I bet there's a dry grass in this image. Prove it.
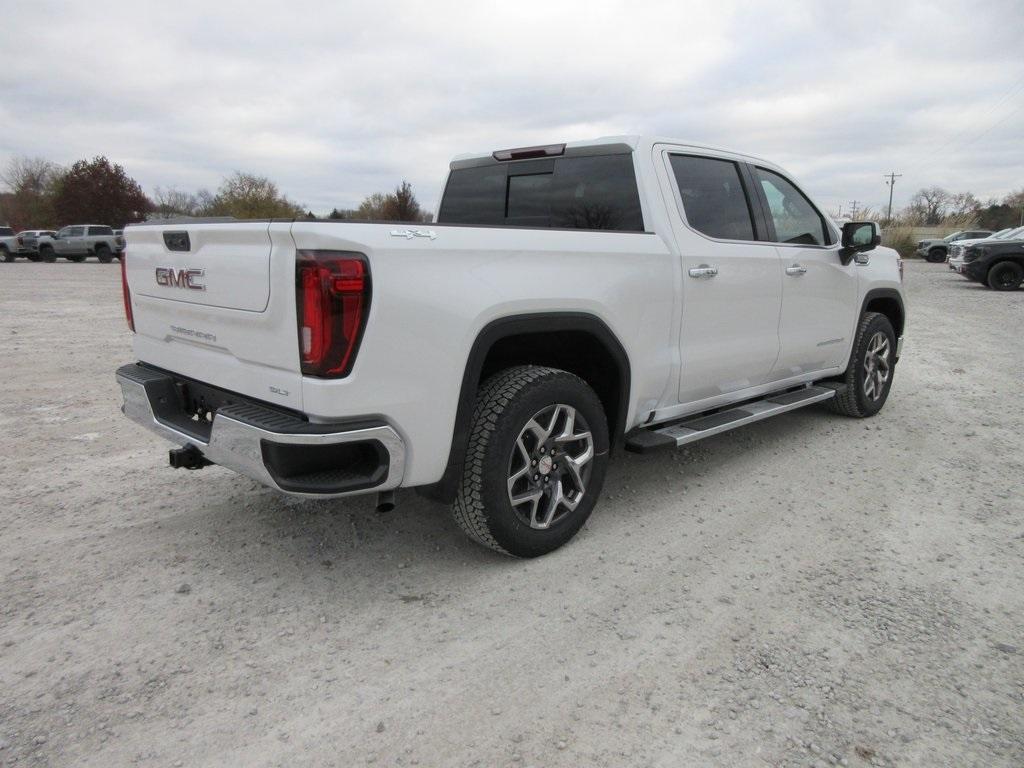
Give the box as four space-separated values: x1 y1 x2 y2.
882 226 919 258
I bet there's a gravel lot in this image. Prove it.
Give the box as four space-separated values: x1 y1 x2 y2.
1 260 1021 767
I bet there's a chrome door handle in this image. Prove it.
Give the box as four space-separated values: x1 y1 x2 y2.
785 264 807 276
688 265 718 279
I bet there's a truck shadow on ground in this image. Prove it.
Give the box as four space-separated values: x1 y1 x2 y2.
145 405 827 592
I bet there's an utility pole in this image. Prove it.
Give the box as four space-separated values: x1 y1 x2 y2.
848 200 861 220
884 172 902 222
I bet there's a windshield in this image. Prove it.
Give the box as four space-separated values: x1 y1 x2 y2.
942 231 964 242
0 227 14 236
1003 226 1024 240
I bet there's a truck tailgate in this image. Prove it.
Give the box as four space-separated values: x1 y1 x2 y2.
125 222 304 411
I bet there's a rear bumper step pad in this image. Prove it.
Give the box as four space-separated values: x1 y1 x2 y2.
115 363 406 497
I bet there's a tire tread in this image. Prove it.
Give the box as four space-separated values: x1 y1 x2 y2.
827 311 888 418
452 365 575 556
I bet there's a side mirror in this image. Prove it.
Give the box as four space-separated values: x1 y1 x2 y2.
840 221 880 265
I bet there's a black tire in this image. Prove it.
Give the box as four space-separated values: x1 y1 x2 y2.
452 366 610 558
0 247 12 263
986 260 1023 291
39 245 56 263
926 247 947 263
95 245 113 263
827 312 897 418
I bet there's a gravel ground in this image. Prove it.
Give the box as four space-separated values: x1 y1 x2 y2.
1 260 1021 767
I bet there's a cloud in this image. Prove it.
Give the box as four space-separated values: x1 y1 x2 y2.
1 0 1022 215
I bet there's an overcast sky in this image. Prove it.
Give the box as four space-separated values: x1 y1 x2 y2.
2 0 1022 217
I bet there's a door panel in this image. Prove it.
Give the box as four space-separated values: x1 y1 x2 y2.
678 240 783 402
771 244 857 379
658 149 783 404
749 166 858 379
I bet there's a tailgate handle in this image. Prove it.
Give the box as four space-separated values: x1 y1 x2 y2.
163 231 191 252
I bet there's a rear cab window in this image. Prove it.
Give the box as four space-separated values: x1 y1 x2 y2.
438 152 645 232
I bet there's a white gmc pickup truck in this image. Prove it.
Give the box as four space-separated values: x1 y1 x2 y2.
117 136 906 557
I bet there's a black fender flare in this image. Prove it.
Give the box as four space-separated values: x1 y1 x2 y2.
859 288 905 334
419 312 631 503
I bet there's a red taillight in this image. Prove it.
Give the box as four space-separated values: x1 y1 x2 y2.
295 251 369 377
121 253 135 332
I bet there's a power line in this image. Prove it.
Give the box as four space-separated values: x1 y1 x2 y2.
904 73 1024 173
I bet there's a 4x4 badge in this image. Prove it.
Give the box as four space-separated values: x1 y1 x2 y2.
389 228 437 241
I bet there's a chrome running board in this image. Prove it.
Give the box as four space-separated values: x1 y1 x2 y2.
624 385 837 453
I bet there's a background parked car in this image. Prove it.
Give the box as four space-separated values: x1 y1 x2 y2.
956 236 1024 290
49 225 124 262
15 230 58 261
0 226 17 262
915 229 992 262
948 226 1024 271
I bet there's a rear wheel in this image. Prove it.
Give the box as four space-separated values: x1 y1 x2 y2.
827 312 896 418
95 245 113 263
0 247 12 263
39 245 56 263
452 366 609 557
926 247 946 263
986 261 1023 291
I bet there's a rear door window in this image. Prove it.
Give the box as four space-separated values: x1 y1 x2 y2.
67 226 85 236
439 153 644 231
88 226 113 236
668 155 756 241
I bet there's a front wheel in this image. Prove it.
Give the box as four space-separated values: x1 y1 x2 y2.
0 247 12 263
452 366 609 557
39 246 56 263
926 248 946 263
986 261 1023 291
827 312 897 418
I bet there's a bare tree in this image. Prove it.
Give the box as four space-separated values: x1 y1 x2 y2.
949 192 981 219
355 192 389 220
352 181 430 222
0 156 62 229
203 172 304 219
151 187 201 218
1 156 60 196
906 186 951 225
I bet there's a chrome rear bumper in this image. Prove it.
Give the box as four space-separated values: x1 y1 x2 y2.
116 364 405 498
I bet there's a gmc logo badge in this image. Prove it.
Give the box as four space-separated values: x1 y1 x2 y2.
155 267 206 291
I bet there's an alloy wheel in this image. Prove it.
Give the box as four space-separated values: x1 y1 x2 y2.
862 331 891 402
506 404 594 530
